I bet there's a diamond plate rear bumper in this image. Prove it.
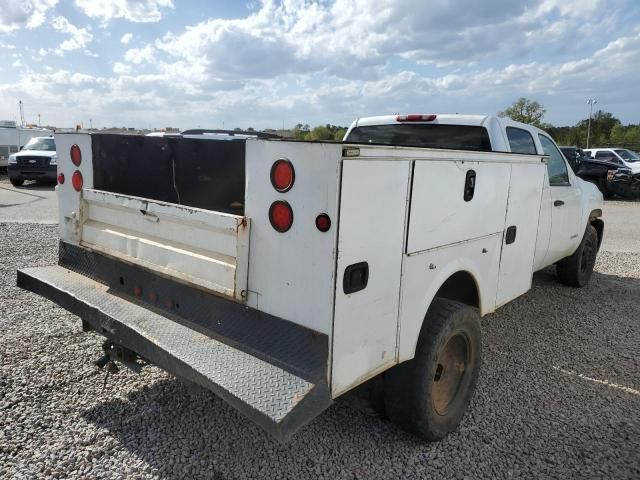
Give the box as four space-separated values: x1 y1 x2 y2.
17 266 332 442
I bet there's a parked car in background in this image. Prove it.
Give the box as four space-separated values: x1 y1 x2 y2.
0 120 53 168
584 148 640 173
7 136 57 186
563 146 640 199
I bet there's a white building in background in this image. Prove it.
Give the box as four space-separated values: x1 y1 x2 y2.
0 121 53 167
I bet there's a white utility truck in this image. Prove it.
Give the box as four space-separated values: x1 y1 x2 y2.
17 114 604 442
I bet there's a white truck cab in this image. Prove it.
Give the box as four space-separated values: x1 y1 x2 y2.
17 114 603 442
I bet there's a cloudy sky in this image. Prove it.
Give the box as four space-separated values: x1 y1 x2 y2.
0 0 639 130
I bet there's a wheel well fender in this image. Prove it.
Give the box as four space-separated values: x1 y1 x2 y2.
399 267 483 363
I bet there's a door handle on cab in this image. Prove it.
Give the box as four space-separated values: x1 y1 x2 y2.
553 200 565 207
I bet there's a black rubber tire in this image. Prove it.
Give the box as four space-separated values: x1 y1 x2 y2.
556 225 598 287
9 177 24 187
384 297 481 441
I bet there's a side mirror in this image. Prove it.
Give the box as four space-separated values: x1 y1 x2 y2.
19 146 23 151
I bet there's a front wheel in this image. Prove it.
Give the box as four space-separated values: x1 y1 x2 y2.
556 225 599 287
9 177 24 187
384 297 481 441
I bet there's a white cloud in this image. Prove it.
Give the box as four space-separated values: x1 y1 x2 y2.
51 16 93 55
124 45 155 64
154 0 601 80
74 0 174 23
0 0 58 33
120 32 133 44
113 62 132 74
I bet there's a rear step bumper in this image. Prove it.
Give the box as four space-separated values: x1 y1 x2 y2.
17 266 332 442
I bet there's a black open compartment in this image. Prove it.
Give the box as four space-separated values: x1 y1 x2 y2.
91 134 246 215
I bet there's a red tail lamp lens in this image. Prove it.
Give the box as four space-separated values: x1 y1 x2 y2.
70 144 82 166
71 170 83 191
270 159 295 192
315 213 331 232
269 200 293 232
57 173 65 185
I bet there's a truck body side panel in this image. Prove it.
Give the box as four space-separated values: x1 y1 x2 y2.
398 235 502 362
244 140 342 336
533 171 553 271
496 162 546 306
55 133 94 245
331 159 410 396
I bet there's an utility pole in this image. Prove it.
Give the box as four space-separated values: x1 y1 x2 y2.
586 98 597 149
18 100 25 126
38 113 41 126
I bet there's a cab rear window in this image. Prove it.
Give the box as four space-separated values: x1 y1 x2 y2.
345 124 492 151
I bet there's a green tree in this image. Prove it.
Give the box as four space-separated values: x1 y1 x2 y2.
576 110 621 147
305 125 333 141
498 97 547 127
333 128 347 141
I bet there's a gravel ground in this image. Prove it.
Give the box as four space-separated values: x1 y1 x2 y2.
1 222 639 479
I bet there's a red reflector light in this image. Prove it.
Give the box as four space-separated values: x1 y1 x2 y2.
57 173 65 185
269 200 293 233
396 114 437 122
315 213 331 232
270 159 295 192
133 286 142 298
71 170 83 191
70 144 82 166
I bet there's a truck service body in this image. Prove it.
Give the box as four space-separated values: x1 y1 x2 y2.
17 114 604 441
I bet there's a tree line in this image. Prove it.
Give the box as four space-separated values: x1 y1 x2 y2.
499 97 640 149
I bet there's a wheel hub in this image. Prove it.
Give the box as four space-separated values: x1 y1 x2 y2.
432 333 469 416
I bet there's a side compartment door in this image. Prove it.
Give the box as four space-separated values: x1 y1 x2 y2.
331 159 410 396
496 162 546 307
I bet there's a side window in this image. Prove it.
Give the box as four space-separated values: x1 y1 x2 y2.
506 127 537 154
595 151 617 163
539 135 569 186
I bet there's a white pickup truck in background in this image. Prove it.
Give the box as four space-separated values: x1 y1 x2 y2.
17 113 603 442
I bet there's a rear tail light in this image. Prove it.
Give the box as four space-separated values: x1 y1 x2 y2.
70 144 82 166
396 114 437 122
270 159 295 192
315 213 331 232
269 200 293 232
71 170 83 191
57 173 65 185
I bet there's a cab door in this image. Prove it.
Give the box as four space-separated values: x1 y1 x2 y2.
538 134 583 265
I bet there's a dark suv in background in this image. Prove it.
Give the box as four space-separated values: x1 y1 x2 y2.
7 136 57 186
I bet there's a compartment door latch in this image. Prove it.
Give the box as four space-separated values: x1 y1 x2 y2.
343 262 369 294
464 169 476 201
